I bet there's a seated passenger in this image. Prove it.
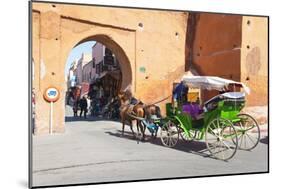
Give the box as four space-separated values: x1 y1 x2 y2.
182 102 204 120
191 102 204 120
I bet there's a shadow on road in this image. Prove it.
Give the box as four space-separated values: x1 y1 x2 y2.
65 116 120 123
105 130 211 159
105 130 142 141
260 136 268 145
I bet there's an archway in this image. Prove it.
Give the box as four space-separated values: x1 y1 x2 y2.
65 34 133 91
33 10 137 134
64 35 132 121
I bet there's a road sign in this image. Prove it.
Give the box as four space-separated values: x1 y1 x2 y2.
43 87 60 103
43 87 60 134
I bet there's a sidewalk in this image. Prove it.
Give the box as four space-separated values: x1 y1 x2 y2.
241 106 268 137
242 106 268 125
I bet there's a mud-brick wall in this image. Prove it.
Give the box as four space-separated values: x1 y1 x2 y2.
187 13 243 101
32 2 188 134
186 13 268 106
240 16 268 106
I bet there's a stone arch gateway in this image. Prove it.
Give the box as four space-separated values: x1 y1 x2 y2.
32 2 191 135
32 7 137 134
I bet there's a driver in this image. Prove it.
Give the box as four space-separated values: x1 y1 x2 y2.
172 81 189 108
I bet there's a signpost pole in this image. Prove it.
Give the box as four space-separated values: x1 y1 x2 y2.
44 86 59 135
50 101 53 134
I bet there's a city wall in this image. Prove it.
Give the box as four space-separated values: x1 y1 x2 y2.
32 2 268 135
32 2 188 134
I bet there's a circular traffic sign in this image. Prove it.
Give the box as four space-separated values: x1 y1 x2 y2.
43 87 60 102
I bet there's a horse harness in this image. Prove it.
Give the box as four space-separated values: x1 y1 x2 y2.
120 97 143 118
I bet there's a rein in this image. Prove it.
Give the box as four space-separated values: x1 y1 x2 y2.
145 94 172 107
120 94 171 112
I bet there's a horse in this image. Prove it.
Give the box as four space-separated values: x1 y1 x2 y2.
118 89 162 140
118 90 145 140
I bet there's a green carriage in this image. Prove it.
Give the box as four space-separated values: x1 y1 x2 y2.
159 76 260 161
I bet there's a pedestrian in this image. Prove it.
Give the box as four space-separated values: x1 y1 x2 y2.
95 99 100 116
73 100 78 117
79 96 88 118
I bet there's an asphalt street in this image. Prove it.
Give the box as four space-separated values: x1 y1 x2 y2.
32 106 268 187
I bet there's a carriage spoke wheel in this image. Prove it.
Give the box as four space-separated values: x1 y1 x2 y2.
160 120 179 147
205 118 238 161
180 129 196 142
235 114 260 150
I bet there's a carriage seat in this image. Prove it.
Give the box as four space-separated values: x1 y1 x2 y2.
203 92 245 112
182 103 203 119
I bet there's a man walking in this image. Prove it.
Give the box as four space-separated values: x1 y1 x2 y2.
79 96 88 119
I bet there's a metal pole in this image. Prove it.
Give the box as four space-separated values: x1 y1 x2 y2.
50 101 53 134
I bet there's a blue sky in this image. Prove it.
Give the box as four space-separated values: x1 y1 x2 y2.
65 41 96 75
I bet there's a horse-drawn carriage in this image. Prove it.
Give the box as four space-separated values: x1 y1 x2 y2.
159 76 260 160
120 75 260 160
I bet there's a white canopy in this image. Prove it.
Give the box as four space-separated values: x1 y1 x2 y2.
181 75 250 94
204 92 245 106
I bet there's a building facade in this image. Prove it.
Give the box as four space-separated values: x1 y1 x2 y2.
82 59 95 84
32 2 268 135
92 43 120 78
75 53 92 86
67 60 77 89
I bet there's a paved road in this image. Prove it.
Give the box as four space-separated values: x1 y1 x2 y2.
32 106 268 187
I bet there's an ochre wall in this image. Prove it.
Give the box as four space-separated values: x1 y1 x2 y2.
187 13 268 105
240 16 268 106
190 13 242 101
32 2 188 134
32 2 268 135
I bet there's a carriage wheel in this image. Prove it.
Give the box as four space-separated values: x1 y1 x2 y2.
180 129 196 142
173 120 195 142
235 114 260 150
160 120 179 147
205 118 238 161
